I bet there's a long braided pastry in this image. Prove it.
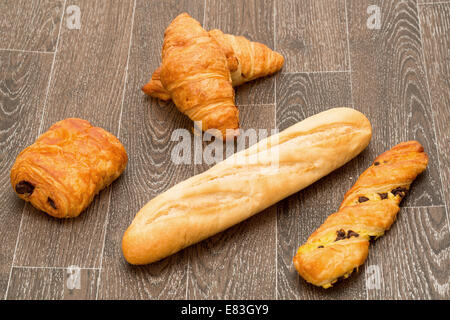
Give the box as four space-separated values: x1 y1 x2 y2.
293 141 428 288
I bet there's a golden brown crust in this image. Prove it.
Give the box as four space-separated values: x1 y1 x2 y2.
141 66 171 101
142 28 284 100
293 141 428 288
159 13 238 137
208 29 239 73
10 118 128 218
214 29 284 86
122 108 372 265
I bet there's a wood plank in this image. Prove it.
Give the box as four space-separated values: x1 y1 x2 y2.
6 267 99 299
418 0 450 3
366 206 449 299
419 3 450 222
275 0 349 72
188 105 277 299
275 72 367 299
0 0 64 52
0 51 53 298
204 0 276 105
347 0 443 207
14 0 135 269
7 268 63 299
97 0 204 300
63 268 99 300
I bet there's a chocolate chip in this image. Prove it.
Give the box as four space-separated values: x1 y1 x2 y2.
358 196 369 203
379 193 388 200
15 181 35 195
346 230 359 239
318 246 324 248
391 187 407 197
374 161 380 166
47 197 57 210
335 229 346 241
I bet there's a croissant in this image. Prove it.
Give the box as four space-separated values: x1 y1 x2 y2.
158 13 239 138
209 29 285 86
293 141 428 288
142 29 284 100
10 118 128 218
142 66 171 101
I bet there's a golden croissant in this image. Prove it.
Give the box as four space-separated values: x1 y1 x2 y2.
10 118 128 218
155 13 239 138
142 28 285 99
293 141 428 288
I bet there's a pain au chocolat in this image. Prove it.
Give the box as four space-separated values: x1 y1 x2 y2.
10 118 127 218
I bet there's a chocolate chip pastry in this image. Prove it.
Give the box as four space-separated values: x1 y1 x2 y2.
10 118 128 218
293 141 428 288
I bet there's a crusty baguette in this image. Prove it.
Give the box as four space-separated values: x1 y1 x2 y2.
293 141 428 288
122 107 372 265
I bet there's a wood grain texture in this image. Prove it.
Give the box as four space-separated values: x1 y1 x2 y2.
366 206 449 299
419 3 450 220
275 72 368 299
0 0 63 52
1 0 449 300
13 0 135 269
63 268 99 300
0 51 53 299
275 0 349 72
97 0 204 300
204 0 276 105
7 268 64 299
188 105 277 299
418 0 450 3
347 0 443 207
6 267 99 300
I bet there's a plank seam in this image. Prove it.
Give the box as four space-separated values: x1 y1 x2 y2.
344 0 367 300
274 0 278 301
12 266 101 270
37 0 67 136
418 1 450 5
238 103 275 108
95 0 137 301
3 0 68 300
402 205 446 209
415 2 450 232
186 0 208 301
343 0 354 111
0 48 54 55
281 70 351 75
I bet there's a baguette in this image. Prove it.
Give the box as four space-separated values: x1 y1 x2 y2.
293 141 428 288
122 107 372 264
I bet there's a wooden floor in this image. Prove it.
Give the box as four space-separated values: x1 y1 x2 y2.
0 0 449 300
